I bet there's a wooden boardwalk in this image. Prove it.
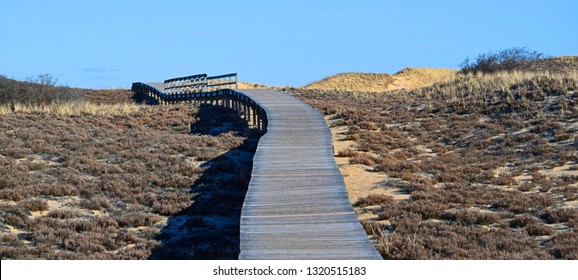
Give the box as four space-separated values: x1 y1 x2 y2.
134 81 381 259
235 89 381 260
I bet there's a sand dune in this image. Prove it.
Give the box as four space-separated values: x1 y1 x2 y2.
237 81 270 89
304 68 457 92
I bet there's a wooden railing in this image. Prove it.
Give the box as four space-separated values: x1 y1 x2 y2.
162 72 238 95
206 73 238 90
164 73 208 95
131 73 265 130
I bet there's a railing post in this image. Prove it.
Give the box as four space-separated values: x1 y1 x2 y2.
252 103 257 128
244 100 249 121
257 108 262 130
236 93 240 115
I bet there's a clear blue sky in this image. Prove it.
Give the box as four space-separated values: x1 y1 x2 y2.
1 0 577 89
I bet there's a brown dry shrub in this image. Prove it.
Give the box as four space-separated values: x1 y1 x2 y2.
336 149 357 157
81 195 112 210
151 192 191 215
531 172 548 184
375 230 429 259
47 209 76 219
402 200 448 220
518 182 535 192
0 187 36 202
360 220 381 235
492 173 517 186
435 173 460 183
115 229 142 247
377 204 403 220
400 182 432 193
545 232 578 259
441 209 501 225
525 223 555 236
431 144 447 154
65 219 98 233
349 153 376 166
543 208 578 224
531 194 557 210
345 133 361 141
38 183 78 197
377 219 553 259
358 121 379 131
375 161 421 173
17 198 48 212
1 205 30 227
93 216 119 233
63 232 107 254
488 191 554 214
354 194 395 207
561 186 577 201
347 125 361 135
119 160 147 174
117 212 162 227
510 215 538 228
539 184 552 193
1 233 18 243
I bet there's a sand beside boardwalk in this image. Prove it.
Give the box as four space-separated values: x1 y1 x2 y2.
326 116 409 208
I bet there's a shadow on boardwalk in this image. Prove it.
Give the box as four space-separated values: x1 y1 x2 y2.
149 104 262 259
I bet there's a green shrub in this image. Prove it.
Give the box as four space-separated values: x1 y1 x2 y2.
460 47 546 74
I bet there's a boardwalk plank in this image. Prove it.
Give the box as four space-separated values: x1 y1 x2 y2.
235 89 381 260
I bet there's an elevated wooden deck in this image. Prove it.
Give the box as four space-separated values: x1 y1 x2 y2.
133 80 381 259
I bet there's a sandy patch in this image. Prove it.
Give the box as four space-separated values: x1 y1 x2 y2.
390 68 457 90
331 125 356 154
46 199 63 209
565 200 578 209
0 200 17 206
539 163 578 177
90 210 109 216
237 81 271 90
341 164 390 204
30 210 47 218
514 174 533 182
327 116 409 206
5 224 29 236
513 163 578 184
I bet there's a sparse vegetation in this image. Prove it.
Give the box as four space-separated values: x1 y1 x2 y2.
354 194 395 208
0 77 260 259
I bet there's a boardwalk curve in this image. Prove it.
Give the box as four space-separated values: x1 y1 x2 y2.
132 77 381 260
